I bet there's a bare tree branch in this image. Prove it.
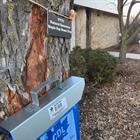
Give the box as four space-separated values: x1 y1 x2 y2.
123 0 128 7
135 0 140 4
118 0 140 63
118 0 125 33
127 26 140 44
125 0 135 28
128 11 140 31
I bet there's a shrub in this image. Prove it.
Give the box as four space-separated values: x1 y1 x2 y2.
69 47 118 85
69 46 88 79
86 49 118 84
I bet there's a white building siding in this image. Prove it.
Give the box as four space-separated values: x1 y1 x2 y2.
90 10 120 49
75 8 87 49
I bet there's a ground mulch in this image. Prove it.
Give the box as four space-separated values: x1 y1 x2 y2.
79 45 140 140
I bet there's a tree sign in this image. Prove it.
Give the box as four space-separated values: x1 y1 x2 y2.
47 11 72 39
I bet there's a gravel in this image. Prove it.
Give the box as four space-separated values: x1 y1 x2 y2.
79 59 140 140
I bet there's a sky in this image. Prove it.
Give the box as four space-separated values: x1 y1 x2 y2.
124 0 140 16
74 0 140 16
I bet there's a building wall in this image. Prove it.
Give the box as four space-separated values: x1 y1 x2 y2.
73 7 120 50
90 10 120 49
75 7 87 49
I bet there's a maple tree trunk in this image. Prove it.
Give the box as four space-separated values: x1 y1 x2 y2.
0 0 72 134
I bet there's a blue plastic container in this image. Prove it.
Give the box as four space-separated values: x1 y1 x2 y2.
8 104 80 140
0 77 85 140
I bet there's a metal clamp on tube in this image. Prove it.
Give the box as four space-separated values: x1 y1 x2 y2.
30 77 62 106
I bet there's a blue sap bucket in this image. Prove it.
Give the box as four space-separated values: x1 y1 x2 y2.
8 104 80 140
37 104 80 140
0 77 85 140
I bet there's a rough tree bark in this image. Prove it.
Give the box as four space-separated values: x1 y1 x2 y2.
0 0 73 138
